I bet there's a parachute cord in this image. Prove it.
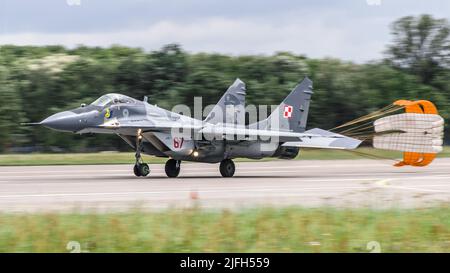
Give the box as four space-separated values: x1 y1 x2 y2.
330 105 404 132
339 105 404 129
330 105 392 131
335 104 396 127
343 131 378 138
337 122 375 135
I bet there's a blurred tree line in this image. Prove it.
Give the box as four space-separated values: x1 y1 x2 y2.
0 14 449 153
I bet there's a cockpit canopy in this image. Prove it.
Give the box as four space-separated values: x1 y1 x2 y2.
91 93 135 107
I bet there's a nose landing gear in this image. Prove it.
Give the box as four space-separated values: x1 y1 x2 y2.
134 162 150 177
133 129 150 177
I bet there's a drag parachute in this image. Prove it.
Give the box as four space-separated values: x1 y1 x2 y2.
377 100 444 167
332 99 445 167
373 113 444 154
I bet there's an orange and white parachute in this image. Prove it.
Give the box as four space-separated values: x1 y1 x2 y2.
333 100 445 167
373 100 444 167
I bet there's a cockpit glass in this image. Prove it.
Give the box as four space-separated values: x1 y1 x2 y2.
91 95 112 107
91 94 134 107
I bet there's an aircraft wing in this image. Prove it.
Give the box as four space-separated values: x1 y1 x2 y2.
95 119 361 150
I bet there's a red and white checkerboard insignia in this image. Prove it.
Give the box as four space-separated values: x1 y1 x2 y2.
283 105 293 118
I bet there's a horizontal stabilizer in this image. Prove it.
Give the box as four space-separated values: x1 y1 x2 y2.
282 128 362 150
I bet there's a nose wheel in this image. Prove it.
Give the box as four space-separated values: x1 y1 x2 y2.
220 159 235 177
134 162 150 177
133 129 150 177
165 159 181 178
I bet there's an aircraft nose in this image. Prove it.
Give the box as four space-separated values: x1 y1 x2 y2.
41 111 82 132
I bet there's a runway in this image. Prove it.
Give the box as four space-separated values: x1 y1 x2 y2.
0 158 449 212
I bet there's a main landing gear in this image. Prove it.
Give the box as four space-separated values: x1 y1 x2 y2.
220 159 235 178
133 130 150 177
165 159 181 178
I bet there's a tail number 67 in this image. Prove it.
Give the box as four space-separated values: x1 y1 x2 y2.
173 137 184 149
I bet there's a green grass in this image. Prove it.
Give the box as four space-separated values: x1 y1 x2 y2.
0 206 449 252
1 147 449 166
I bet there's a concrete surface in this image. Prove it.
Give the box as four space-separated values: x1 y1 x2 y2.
0 158 449 212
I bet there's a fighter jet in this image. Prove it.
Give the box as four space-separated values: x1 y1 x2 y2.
28 77 361 178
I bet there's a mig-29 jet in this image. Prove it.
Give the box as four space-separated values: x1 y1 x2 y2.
27 77 362 178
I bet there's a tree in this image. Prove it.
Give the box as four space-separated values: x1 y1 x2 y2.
0 67 25 152
1 34 449 152
386 14 450 84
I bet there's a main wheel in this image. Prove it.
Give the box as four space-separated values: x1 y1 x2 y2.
165 159 181 178
219 159 235 177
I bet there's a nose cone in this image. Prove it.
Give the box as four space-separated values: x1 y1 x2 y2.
41 111 82 132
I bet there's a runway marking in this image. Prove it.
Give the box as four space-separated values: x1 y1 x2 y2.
1 182 449 199
374 179 392 187
2 161 450 174
0 170 389 179
0 185 378 199
381 185 449 193
1 173 450 182
373 178 449 193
